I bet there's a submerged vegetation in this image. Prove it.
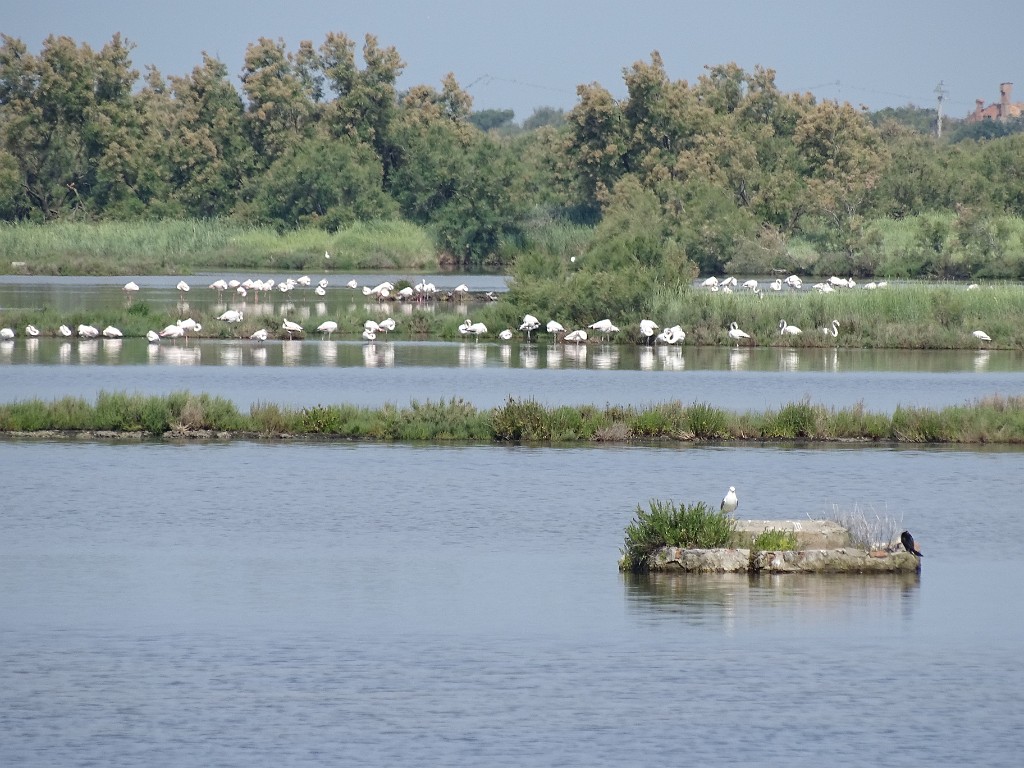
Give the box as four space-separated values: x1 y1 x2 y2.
2 392 1024 444
620 500 737 572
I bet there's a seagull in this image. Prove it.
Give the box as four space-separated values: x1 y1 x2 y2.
779 319 802 336
972 330 992 343
900 530 923 557
282 319 303 340
721 486 738 515
728 322 751 346
317 320 338 339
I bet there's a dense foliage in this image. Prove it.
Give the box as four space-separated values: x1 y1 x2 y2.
3 32 1024 280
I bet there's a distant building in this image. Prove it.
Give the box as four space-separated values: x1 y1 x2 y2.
966 82 1024 122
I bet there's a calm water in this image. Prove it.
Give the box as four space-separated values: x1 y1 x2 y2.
1 441 1022 767
2 278 1024 766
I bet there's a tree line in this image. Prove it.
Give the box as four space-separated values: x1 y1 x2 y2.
2 33 1024 275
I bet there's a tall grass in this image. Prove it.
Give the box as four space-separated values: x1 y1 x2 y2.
0 219 436 275
3 393 1024 444
621 499 737 572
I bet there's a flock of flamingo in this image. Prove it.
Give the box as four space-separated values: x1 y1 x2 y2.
0 272 994 346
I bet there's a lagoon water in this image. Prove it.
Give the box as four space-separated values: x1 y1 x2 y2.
2 277 1024 766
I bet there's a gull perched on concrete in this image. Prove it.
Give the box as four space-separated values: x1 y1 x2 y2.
721 486 738 516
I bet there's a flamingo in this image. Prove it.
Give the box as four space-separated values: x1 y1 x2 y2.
464 321 488 338
346 279 358 289
639 319 659 345
146 330 160 343
77 324 100 339
209 278 229 296
282 319 303 340
742 279 759 291
159 324 185 341
250 328 269 342
588 319 619 341
728 322 751 346
784 275 803 289
217 310 243 323
821 320 840 338
58 325 73 337
972 330 992 343
317 320 339 340
296 275 312 287
453 283 470 300
123 281 140 303
770 278 783 292
563 329 588 344
656 325 685 345
0 327 14 340
378 317 396 336
25 324 40 337
102 326 123 338
720 486 739 515
498 328 513 341
546 320 565 337
176 280 190 300
779 319 802 336
362 328 377 342
519 314 540 341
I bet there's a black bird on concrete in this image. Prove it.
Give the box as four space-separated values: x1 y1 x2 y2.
901 530 923 557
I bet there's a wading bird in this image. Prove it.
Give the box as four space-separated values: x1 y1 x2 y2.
25 324 40 337
250 328 268 342
972 330 992 343
821 320 840 338
519 314 540 341
728 322 751 347
282 319 303 340
779 319 802 336
316 320 338 340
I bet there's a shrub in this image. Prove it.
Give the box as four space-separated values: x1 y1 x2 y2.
686 402 729 439
621 499 737 572
491 397 551 441
752 529 799 551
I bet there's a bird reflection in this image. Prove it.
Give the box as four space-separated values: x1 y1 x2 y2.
159 345 200 366
728 348 749 371
458 344 488 368
220 346 243 366
973 350 990 372
639 347 655 371
546 345 563 368
59 341 71 364
251 346 268 366
25 337 39 362
563 343 587 367
78 340 99 364
282 341 302 366
657 346 685 371
318 342 338 365
779 349 800 372
500 344 511 366
0 340 12 362
592 346 619 370
519 346 538 369
101 338 122 363
363 342 395 368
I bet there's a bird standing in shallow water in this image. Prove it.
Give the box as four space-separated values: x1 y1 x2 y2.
721 486 738 515
901 530 923 557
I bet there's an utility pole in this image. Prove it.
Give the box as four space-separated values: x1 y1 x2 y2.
935 81 948 138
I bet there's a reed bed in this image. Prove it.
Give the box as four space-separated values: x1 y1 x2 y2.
2 393 1024 444
0 220 435 275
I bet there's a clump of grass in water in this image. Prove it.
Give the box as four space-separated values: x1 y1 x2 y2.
752 528 799 552
621 499 737 572
826 503 903 550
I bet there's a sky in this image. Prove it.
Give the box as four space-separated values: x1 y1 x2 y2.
5 1 1024 123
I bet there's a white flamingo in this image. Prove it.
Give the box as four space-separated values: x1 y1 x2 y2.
102 326 123 338
25 324 40 337
588 318 620 341
779 319 802 336
250 328 269 342
282 319 303 340
378 317 396 335
0 327 14 340
159 324 184 341
972 330 992 343
639 319 659 345
498 328 513 340
362 328 377 342
176 280 190 300
59 325 73 337
821 320 840 338
564 329 587 344
317 320 338 339
519 314 540 341
728 322 751 346
78 324 100 339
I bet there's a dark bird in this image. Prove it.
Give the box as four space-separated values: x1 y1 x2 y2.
901 530 923 557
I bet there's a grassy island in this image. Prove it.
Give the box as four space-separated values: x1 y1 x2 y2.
2 392 1023 444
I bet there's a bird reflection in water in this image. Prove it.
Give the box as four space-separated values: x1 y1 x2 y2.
251 345 268 366
563 343 587 367
639 346 656 371
78 339 99 365
728 347 749 371
656 346 685 371
282 341 302 367
973 350 990 372
101 338 122 363
0 340 12 362
779 349 800 373
500 344 511 366
362 342 395 368
219 345 243 366
519 346 539 369
25 337 39 363
458 344 487 368
546 345 563 368
318 341 338 365
159 345 200 366
59 341 72 364
592 346 619 370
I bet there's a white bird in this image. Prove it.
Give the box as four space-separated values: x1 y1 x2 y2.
0 327 14 340
314 285 326 297
346 279 358 289
784 275 803 289
217 310 243 323
362 328 377 342
972 330 992 342
564 329 588 344
656 325 685 345
58 324 73 337
364 320 380 334
639 319 659 344
77 324 100 339
519 314 540 341
770 278 783 292
176 280 190 299
146 330 160 343
720 486 738 515
779 319 802 336
25 324 40 337
378 317 396 335
250 328 269 342
742 279 759 291
123 281 140 302
159 324 184 341
821 320 840 338
465 321 488 338
728 322 751 346
282 319 303 340
498 328 513 340
297 275 312 287
453 283 470 299
177 317 200 333
317 320 338 339
102 325 123 338
701 276 719 289
324 251 331 260
546 320 565 336
588 318 620 341
209 278 229 294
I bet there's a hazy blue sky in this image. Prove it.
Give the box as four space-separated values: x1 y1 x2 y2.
6 1 1023 122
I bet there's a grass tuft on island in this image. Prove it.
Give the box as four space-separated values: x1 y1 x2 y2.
3 393 1024 444
620 499 737 572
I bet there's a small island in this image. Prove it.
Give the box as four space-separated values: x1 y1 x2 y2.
619 501 922 574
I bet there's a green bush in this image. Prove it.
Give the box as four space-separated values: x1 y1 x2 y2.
621 499 737 572
751 529 799 551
